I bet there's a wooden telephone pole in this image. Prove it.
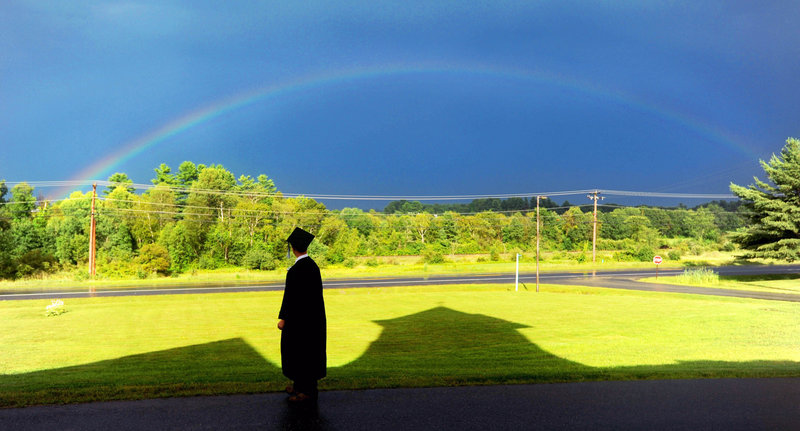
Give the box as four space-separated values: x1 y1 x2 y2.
587 191 603 264
88 183 97 280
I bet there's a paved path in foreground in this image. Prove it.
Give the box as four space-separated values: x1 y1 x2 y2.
2 378 799 430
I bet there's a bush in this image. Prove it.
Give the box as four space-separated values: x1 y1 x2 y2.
243 247 277 271
634 246 655 262
365 259 379 267
668 250 682 261
421 248 446 264
137 244 171 275
619 245 656 262
675 268 719 285
14 249 58 279
198 254 222 270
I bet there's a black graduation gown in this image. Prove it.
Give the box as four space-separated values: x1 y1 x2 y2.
278 256 327 382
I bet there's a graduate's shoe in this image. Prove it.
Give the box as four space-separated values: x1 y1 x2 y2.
287 393 316 403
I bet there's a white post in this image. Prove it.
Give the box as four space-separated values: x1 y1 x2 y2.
515 253 520 292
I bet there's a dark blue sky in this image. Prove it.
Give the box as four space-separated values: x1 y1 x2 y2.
2 1 799 209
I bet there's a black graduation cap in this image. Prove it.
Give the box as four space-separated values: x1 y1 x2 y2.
287 227 315 252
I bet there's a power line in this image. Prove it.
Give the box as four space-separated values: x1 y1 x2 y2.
6 181 738 202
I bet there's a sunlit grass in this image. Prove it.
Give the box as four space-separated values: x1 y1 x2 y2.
0 251 698 293
641 272 800 295
2 283 799 407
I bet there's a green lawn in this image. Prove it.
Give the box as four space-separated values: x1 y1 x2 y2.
641 272 800 295
2 283 799 407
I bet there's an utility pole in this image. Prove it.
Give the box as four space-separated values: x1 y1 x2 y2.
536 195 546 293
88 183 97 281
587 191 603 264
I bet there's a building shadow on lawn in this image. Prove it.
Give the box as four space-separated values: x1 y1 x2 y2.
3 307 799 408
0 338 284 408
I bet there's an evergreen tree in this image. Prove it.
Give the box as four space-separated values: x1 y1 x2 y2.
729 138 800 261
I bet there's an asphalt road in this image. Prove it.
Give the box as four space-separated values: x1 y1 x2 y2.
3 264 799 302
2 378 799 430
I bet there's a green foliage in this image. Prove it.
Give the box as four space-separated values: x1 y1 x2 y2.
421 247 447 264
9 182 36 220
619 244 656 262
243 246 277 271
104 173 135 195
137 243 171 275
15 249 58 278
674 268 719 285
0 160 753 281
730 138 800 261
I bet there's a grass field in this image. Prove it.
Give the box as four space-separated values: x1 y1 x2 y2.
2 282 799 408
641 270 800 295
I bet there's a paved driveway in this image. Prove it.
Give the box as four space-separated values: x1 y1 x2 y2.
2 378 799 430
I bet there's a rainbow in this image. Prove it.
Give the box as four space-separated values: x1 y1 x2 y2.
62 61 759 196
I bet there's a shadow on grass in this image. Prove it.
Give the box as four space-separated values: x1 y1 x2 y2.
3 307 799 407
0 338 284 408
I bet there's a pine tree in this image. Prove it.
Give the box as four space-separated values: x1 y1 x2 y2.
729 138 800 261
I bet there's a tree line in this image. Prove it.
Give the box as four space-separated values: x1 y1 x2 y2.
0 161 752 280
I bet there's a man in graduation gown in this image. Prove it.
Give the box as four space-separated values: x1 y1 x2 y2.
278 227 327 403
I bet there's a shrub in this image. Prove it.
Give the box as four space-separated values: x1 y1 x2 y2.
634 246 655 262
15 249 58 279
45 299 67 317
619 245 656 262
675 268 719 285
137 244 171 275
668 250 682 261
243 247 276 271
421 248 446 264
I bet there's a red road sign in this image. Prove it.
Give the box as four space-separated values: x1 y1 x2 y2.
653 255 663 265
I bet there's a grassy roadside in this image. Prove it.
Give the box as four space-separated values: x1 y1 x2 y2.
0 251 742 293
640 270 800 295
2 283 799 407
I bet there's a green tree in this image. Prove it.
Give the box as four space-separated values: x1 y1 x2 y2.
0 180 7 203
730 137 800 261
158 221 202 272
98 186 136 258
49 191 91 264
131 185 177 246
137 243 171 275
502 213 526 245
104 173 135 195
340 207 374 237
152 163 177 185
9 182 36 220
177 161 202 187
561 206 591 250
